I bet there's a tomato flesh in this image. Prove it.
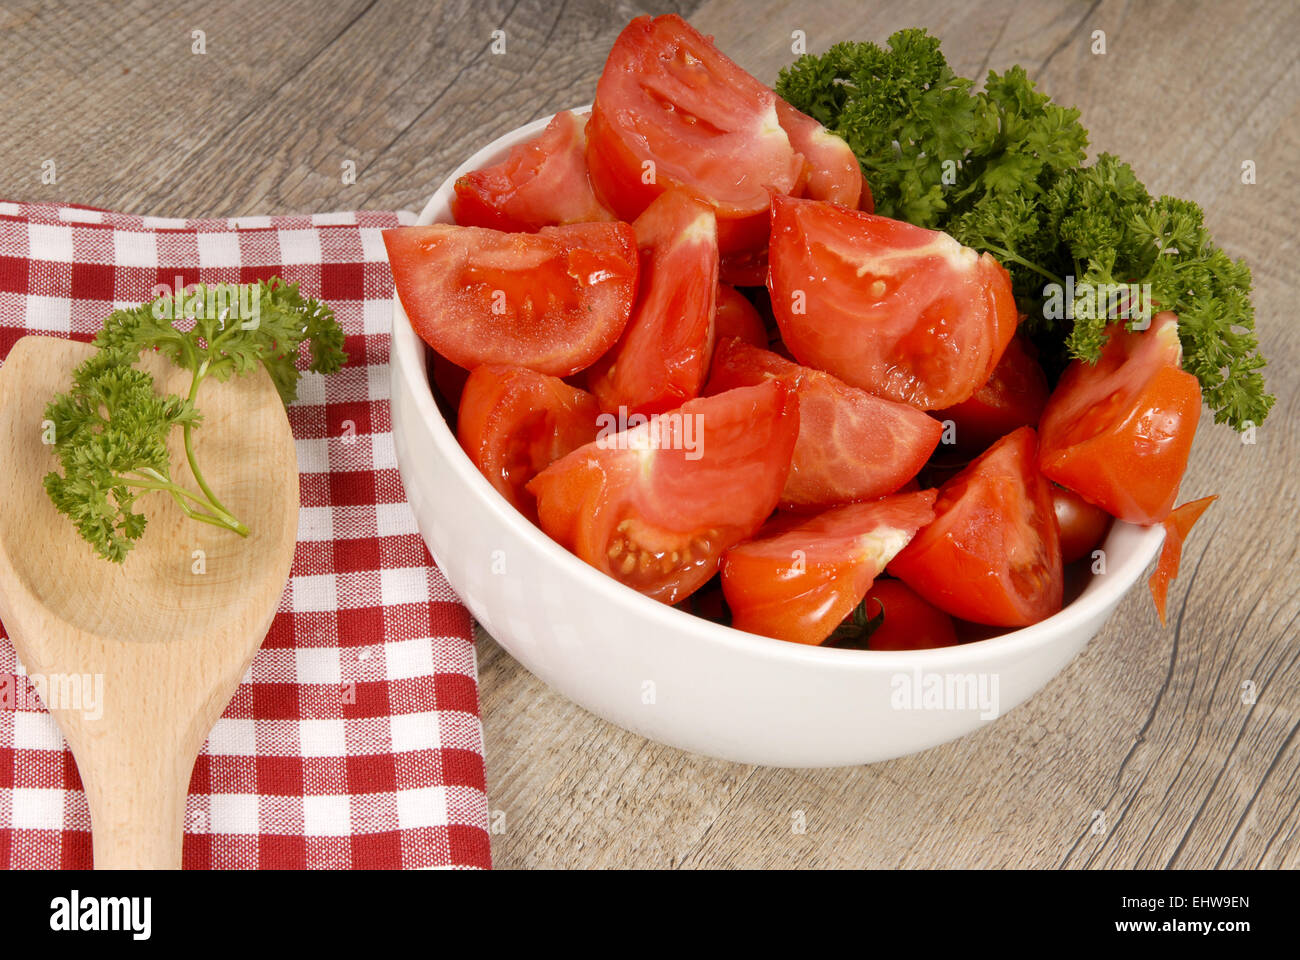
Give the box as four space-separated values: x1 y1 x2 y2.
889 426 1064 626
1039 313 1202 524
938 334 1049 453
767 194 1018 410
706 337 942 510
457 365 601 522
452 110 613 232
1149 494 1217 626
775 97 861 208
586 14 801 255
861 580 959 651
721 490 937 645
527 380 799 604
714 284 768 348
384 221 638 377
588 190 719 416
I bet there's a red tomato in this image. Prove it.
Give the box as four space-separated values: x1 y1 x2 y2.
587 190 719 417
767 194 1018 410
1052 484 1112 564
889 426 1064 627
714 284 768 348
721 490 937 645
451 110 613 232
706 337 942 510
384 221 638 377
719 247 769 287
859 580 958 651
1149 495 1217 626
527 380 800 604
430 350 470 418
457 365 601 522
1039 313 1202 525
859 174 875 214
586 14 801 255
938 334 1050 453
774 98 861 208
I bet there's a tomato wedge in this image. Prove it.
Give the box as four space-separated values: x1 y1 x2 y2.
889 426 1063 627
714 284 768 348
1148 495 1217 626
767 194 1018 410
586 14 802 255
938 334 1049 453
451 110 613 232
384 221 638 377
526 380 800 604
706 337 942 510
1038 313 1202 525
1052 484 1112 564
588 190 719 416
775 97 861 208
721 490 937 645
457 365 601 522
858 580 958 651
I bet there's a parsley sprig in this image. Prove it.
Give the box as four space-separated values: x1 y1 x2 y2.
43 278 346 562
777 29 1273 429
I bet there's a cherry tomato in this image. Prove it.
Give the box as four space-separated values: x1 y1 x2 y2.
714 284 768 348
1038 313 1202 525
587 190 719 417
1052 484 1112 564
1149 495 1217 626
889 426 1064 627
938 334 1049 453
457 365 601 522
527 380 800 604
452 110 612 232
860 580 958 651
775 97 861 208
586 14 802 254
721 490 937 645
384 221 638 377
706 337 942 510
767 194 1018 410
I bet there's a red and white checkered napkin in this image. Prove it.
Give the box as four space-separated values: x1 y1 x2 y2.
0 200 491 869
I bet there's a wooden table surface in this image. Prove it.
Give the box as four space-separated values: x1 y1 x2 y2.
3 0 1296 869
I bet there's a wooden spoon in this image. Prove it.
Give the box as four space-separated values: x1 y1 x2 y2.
0 336 298 869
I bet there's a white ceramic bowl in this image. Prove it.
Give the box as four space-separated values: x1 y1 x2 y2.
389 110 1165 767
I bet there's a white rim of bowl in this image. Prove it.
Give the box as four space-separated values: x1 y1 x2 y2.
389 107 1167 670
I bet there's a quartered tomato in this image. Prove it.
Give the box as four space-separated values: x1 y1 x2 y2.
1052 484 1112 564
889 426 1063 627
457 365 601 522
714 284 768 348
860 580 958 651
938 334 1050 453
587 190 719 416
526 380 800 604
775 97 861 208
767 194 1018 410
586 14 802 255
1038 313 1202 525
451 110 613 232
705 337 942 510
721 490 937 645
1148 495 1217 626
384 221 638 377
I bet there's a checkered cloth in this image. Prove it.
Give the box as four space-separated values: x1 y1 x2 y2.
0 200 492 869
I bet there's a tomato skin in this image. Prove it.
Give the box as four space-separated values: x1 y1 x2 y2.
938 334 1050 453
384 221 638 377
586 15 801 255
767 195 1018 410
457 365 601 522
1038 313 1202 524
588 190 719 417
774 97 861 208
861 580 959 651
714 284 768 348
1148 495 1217 626
705 337 942 510
721 490 937 645
452 110 613 232
527 380 800 604
1052 484 1112 564
889 426 1064 627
